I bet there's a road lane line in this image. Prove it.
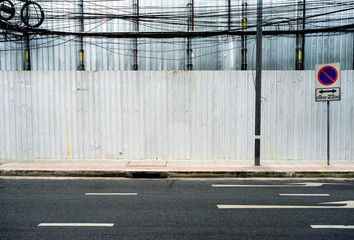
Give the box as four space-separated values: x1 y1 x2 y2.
311 225 354 229
218 205 329 209
38 223 114 227
85 193 138 196
217 200 354 209
212 185 295 188
279 194 330 197
212 183 329 187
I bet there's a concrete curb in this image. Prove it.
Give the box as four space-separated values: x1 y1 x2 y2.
1 170 354 178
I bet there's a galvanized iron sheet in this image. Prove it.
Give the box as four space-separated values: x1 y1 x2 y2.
0 71 353 160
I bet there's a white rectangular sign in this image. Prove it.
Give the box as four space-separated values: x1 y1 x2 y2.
315 88 340 101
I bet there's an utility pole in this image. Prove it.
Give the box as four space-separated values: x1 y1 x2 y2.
79 0 85 71
133 0 139 70
228 0 231 31
295 0 305 70
187 0 194 70
241 0 247 70
24 2 30 70
254 0 262 166
25 34 31 70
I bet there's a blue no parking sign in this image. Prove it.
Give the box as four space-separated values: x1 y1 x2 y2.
317 66 338 86
315 63 341 101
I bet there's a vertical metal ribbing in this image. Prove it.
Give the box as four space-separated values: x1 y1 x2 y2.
241 0 247 70
295 0 305 70
187 0 194 71
79 0 85 71
133 0 139 70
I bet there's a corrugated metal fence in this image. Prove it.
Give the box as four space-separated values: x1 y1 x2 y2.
0 71 353 160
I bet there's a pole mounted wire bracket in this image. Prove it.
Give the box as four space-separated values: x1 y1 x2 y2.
0 0 45 28
21 1 45 28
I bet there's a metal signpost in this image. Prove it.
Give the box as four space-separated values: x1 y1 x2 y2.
315 63 341 165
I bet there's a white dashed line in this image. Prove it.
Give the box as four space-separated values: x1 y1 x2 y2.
217 200 354 209
38 223 114 227
279 194 330 197
311 225 354 229
85 193 138 196
212 183 331 188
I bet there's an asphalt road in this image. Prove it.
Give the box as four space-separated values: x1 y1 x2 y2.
1 178 354 240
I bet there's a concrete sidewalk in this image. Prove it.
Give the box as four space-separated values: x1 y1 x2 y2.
1 159 354 178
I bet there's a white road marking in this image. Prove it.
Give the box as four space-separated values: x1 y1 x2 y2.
213 184 298 188
214 185 282 187
311 225 354 229
279 194 330 197
38 223 114 227
212 182 336 188
217 200 354 209
85 193 138 196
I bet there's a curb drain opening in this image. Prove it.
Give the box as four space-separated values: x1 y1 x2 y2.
130 172 167 178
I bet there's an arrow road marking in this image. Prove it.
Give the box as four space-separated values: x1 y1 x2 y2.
217 200 354 209
212 182 337 188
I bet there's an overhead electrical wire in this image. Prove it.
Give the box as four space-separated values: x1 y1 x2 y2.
1 0 354 63
2 0 354 34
